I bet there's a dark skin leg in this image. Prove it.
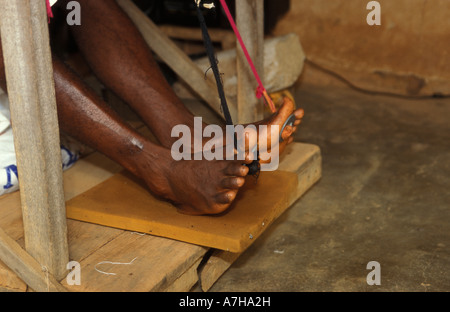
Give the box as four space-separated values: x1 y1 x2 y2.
62 0 304 154
60 0 196 147
0 41 252 216
0 0 302 215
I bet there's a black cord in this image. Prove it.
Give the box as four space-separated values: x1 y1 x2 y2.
196 4 234 126
196 3 261 177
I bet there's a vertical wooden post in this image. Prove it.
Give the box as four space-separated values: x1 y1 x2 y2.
0 0 69 280
236 0 265 124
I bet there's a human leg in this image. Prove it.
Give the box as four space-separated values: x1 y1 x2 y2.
0 41 251 215
63 0 303 153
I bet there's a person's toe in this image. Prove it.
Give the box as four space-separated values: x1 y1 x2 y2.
295 108 305 119
222 177 246 189
225 163 249 177
281 125 294 141
215 190 237 204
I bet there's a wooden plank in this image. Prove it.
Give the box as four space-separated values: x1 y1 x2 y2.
61 231 207 292
0 0 68 280
0 259 27 292
0 152 122 291
199 250 240 292
0 142 321 291
0 226 67 292
116 0 237 121
162 257 203 292
0 192 24 243
0 151 207 292
66 168 297 253
278 143 323 205
63 153 122 201
159 25 236 50
199 143 322 291
65 143 321 254
236 0 265 124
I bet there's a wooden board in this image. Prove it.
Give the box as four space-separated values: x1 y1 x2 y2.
66 143 321 253
66 169 298 253
0 152 207 292
0 142 321 291
61 231 207 292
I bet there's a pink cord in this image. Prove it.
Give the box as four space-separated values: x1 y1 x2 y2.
219 0 276 113
46 0 53 22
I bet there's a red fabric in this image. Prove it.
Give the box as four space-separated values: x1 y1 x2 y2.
219 0 276 112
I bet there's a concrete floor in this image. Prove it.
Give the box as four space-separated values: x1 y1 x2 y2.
209 85 450 292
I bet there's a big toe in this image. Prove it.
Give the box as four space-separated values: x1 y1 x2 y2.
276 97 295 121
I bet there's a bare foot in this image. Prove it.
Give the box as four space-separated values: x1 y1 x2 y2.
197 96 304 161
255 96 304 163
134 141 254 216
169 156 253 215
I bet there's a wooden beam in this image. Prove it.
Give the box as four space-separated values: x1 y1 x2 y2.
0 226 67 292
236 0 265 124
159 25 236 50
0 0 69 280
117 0 237 121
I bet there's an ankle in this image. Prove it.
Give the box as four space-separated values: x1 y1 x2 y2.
131 140 174 192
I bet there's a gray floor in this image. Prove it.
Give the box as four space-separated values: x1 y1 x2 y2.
209 85 450 292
